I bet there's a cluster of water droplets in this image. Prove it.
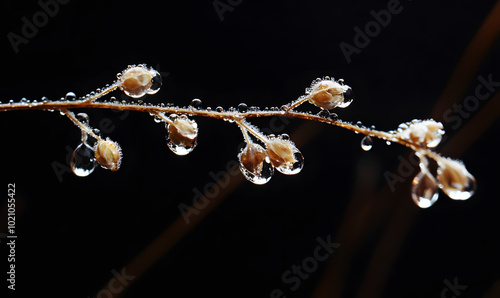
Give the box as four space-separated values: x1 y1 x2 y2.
70 113 97 177
410 152 476 208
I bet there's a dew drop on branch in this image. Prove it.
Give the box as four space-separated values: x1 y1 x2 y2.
65 92 76 101
70 143 97 177
360 136 373 151
411 171 439 208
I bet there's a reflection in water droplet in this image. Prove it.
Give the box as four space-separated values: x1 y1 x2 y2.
191 98 202 108
147 70 162 95
361 136 373 151
276 151 304 175
70 143 97 177
238 103 248 113
411 171 439 208
238 144 274 185
65 92 76 101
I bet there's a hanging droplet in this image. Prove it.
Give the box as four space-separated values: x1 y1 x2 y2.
411 171 439 208
191 98 202 108
361 136 373 151
437 158 476 200
70 143 97 177
147 69 162 95
276 151 304 175
238 103 248 113
386 140 392 145
76 112 89 124
238 143 274 185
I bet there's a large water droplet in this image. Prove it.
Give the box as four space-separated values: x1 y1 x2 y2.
411 171 439 208
238 103 248 113
65 92 76 101
238 144 274 185
191 98 202 108
276 151 304 175
70 143 97 177
361 136 373 151
147 70 162 95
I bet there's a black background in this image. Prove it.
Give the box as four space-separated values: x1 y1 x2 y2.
1 0 499 297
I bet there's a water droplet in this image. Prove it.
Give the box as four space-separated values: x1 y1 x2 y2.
280 134 290 140
191 98 202 108
70 143 97 177
386 141 392 145
154 115 162 123
361 136 373 151
238 103 248 113
147 70 162 95
76 112 89 124
216 106 224 113
343 87 353 102
411 171 439 208
317 110 330 118
275 151 304 175
238 144 274 185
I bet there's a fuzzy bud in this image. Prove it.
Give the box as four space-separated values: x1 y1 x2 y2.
308 79 352 110
437 158 476 200
400 120 444 148
266 138 297 168
167 116 198 155
119 65 154 98
95 138 122 171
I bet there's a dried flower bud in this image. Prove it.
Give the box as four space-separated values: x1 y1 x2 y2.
308 79 352 110
266 136 304 175
167 116 198 155
95 138 122 171
399 120 444 148
238 143 274 184
437 158 476 200
119 65 161 98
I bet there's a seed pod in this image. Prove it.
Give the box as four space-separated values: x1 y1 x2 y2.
167 116 198 155
266 136 304 175
119 65 153 98
95 138 122 171
308 79 351 110
437 158 476 200
238 142 274 184
400 120 444 148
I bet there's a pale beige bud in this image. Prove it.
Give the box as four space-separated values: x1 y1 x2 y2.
308 80 351 110
166 116 198 155
400 120 444 148
119 66 153 98
437 158 476 200
266 138 297 168
95 138 122 171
